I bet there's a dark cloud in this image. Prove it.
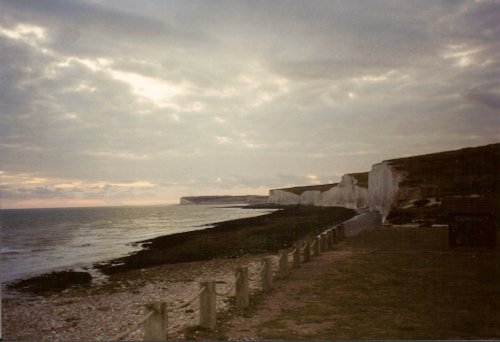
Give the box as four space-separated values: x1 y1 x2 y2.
0 0 213 56
462 87 500 109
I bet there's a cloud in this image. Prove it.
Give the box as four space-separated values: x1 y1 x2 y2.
0 0 499 208
462 87 500 109
0 170 160 209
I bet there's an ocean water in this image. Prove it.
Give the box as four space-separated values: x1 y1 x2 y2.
0 205 277 285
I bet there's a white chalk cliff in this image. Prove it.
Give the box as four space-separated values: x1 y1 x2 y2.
268 174 369 209
268 189 301 205
322 174 369 209
367 161 404 220
268 167 403 221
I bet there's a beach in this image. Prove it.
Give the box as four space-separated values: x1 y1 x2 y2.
3 254 272 340
3 205 355 341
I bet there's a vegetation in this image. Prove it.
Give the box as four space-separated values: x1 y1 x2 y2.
389 143 499 198
226 226 500 339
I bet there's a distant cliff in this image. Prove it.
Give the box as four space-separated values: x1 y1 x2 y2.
269 173 369 209
180 195 268 205
268 143 499 223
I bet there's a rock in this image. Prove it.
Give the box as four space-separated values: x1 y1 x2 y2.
8 271 92 294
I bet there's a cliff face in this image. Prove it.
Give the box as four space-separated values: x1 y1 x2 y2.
368 162 404 220
322 174 369 208
268 173 369 209
268 143 500 223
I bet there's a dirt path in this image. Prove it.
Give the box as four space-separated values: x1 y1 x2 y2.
220 210 382 339
224 243 355 340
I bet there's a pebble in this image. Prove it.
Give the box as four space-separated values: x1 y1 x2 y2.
3 253 269 341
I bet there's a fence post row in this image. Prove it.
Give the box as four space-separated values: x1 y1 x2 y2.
124 223 349 340
199 281 216 330
278 249 289 279
303 240 311 263
234 267 249 310
144 302 167 341
261 256 273 292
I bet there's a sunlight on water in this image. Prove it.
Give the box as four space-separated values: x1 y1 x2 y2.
0 205 277 283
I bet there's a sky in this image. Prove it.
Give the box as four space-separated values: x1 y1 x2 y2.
1 0 499 209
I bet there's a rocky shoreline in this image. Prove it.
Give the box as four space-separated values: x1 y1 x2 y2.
3 205 355 341
7 205 354 295
95 205 355 275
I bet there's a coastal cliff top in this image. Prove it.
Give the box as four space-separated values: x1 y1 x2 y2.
270 183 338 195
386 143 499 197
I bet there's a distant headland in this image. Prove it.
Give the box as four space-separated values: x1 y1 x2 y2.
180 195 268 205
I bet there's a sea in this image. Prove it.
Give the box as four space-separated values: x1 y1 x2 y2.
0 204 277 288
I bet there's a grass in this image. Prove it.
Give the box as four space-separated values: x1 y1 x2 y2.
254 226 500 339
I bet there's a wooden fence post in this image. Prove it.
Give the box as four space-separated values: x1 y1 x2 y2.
312 236 320 257
332 227 338 244
303 240 311 263
144 301 167 341
261 257 273 292
320 233 327 252
235 267 249 310
199 281 216 330
292 244 301 269
278 249 289 279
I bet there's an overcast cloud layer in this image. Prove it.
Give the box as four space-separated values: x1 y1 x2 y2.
1 0 499 208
